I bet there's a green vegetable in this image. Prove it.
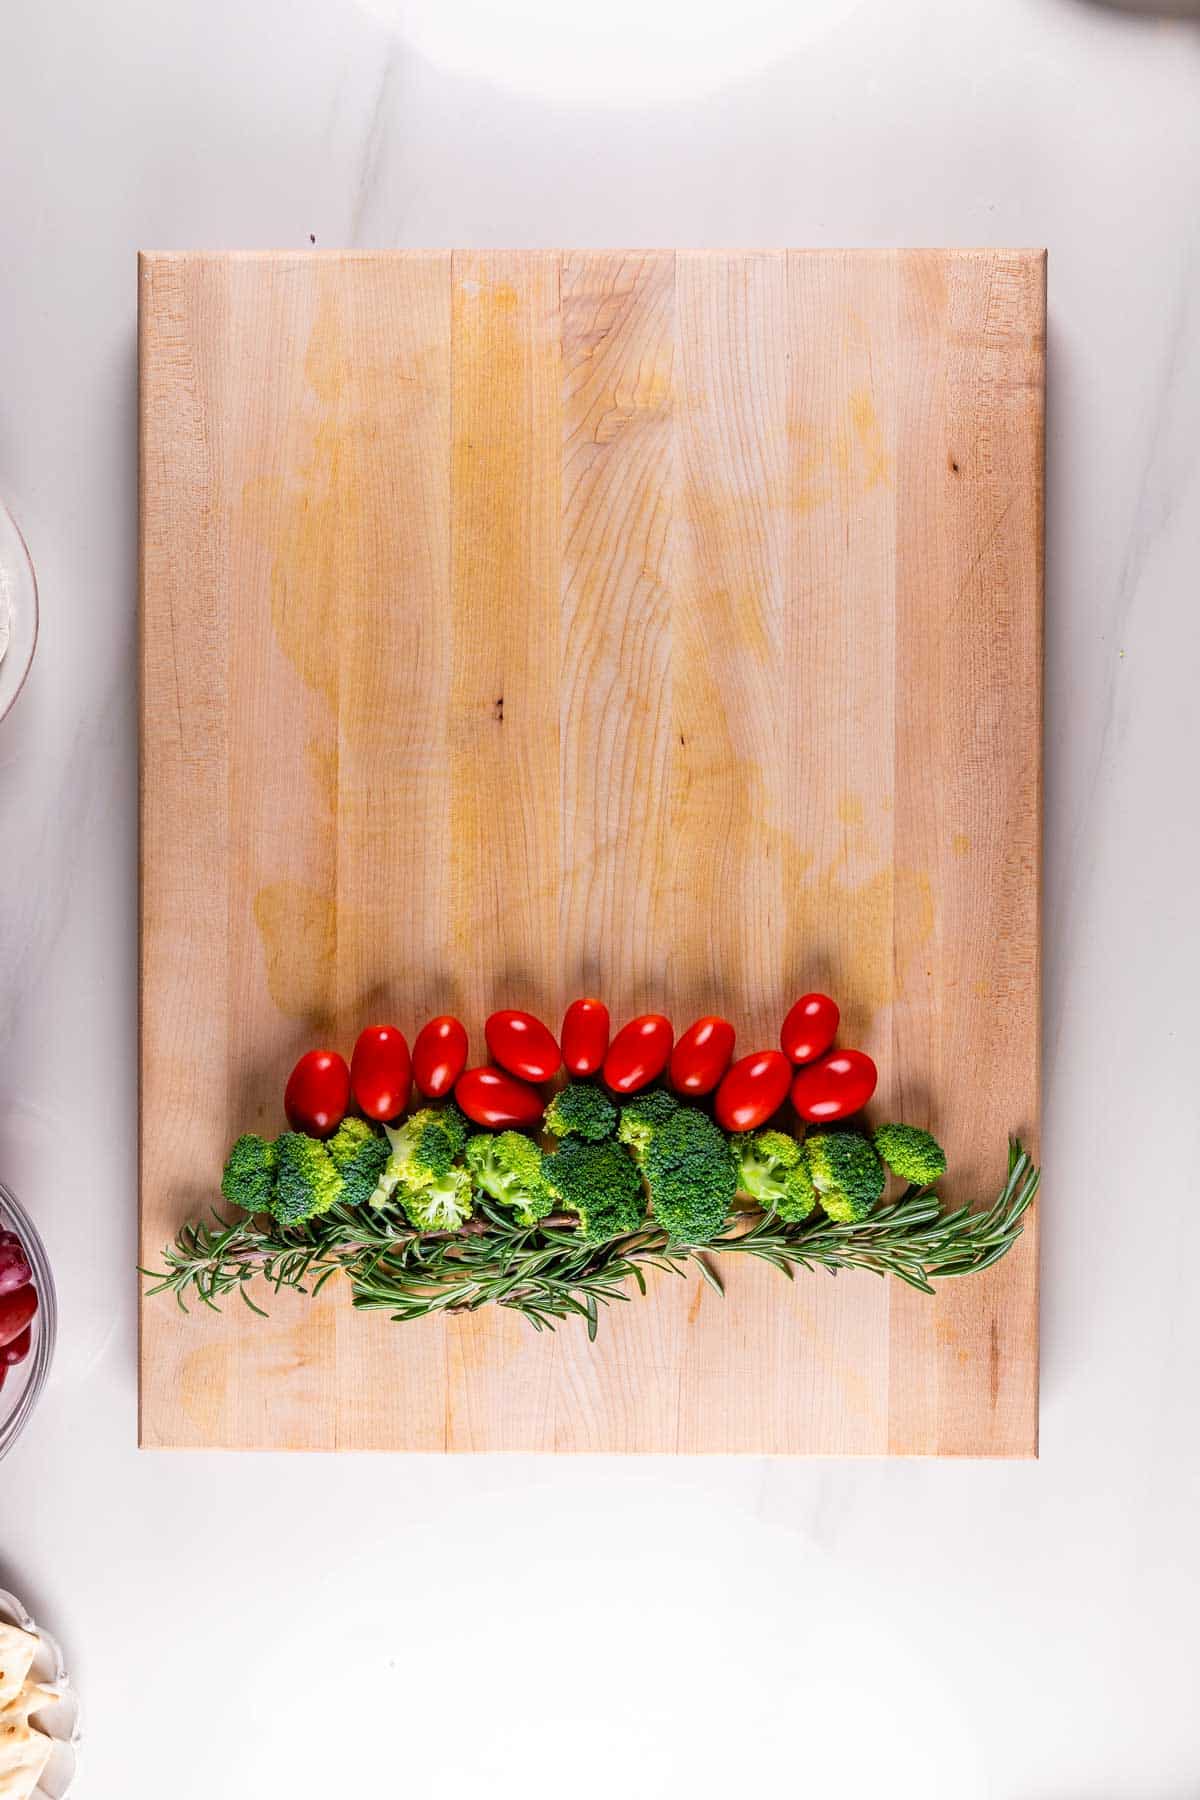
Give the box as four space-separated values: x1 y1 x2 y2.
733 1128 817 1222
544 1138 646 1243
272 1132 343 1226
326 1117 390 1208
377 1107 460 1200
399 1167 474 1232
641 1105 738 1243
616 1089 678 1160
375 1105 475 1228
436 1100 470 1158
805 1131 886 1223
873 1123 947 1187
220 1133 277 1216
150 1140 1040 1328
466 1131 555 1226
544 1081 618 1142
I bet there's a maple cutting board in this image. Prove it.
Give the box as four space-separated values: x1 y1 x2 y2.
139 249 1043 1455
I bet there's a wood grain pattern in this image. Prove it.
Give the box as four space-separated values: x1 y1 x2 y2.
139 249 1043 1455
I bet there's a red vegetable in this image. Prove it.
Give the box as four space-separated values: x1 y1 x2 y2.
561 998 610 1077
780 992 840 1065
1 1326 31 1367
791 1048 878 1122
714 1050 791 1131
603 1014 674 1094
0 1285 38 1349
413 1016 469 1099
669 1016 735 1096
455 1065 544 1129
284 1049 350 1138
0 1240 32 1297
350 1025 411 1122
484 1009 561 1083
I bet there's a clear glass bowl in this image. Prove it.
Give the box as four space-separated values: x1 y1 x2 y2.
0 1181 57 1462
0 494 39 724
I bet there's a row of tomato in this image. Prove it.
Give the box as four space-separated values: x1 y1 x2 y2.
283 993 878 1140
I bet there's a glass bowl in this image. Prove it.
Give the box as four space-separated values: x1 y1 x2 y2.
0 494 39 725
0 1181 57 1462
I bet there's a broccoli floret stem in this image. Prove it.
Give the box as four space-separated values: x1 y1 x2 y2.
400 1167 474 1233
466 1131 555 1224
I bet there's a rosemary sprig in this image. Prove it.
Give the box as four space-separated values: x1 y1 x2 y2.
142 1140 1038 1341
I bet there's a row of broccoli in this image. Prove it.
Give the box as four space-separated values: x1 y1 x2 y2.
220 1081 947 1247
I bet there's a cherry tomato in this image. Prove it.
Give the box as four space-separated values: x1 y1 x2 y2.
714 1049 791 1131
350 1024 411 1122
791 1048 878 1122
484 1009 561 1083
780 992 841 1064
455 1065 544 1129
669 1016 735 1096
561 998 610 1077
0 1284 38 1349
603 1015 674 1093
0 1240 32 1297
413 1016 469 1099
284 1049 350 1138
1 1326 31 1367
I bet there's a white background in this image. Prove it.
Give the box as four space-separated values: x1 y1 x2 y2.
2 0 1199 1793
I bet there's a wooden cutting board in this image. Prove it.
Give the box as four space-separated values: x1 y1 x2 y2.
139 249 1043 1455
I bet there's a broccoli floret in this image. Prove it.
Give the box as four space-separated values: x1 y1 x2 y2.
872 1123 947 1187
641 1106 737 1244
466 1131 555 1226
326 1117 390 1208
220 1133 277 1216
543 1139 646 1244
376 1107 458 1202
616 1089 678 1161
272 1132 343 1226
375 1106 475 1228
399 1167 474 1233
544 1081 618 1142
437 1100 469 1158
326 1116 377 1167
805 1131 886 1223
733 1128 817 1222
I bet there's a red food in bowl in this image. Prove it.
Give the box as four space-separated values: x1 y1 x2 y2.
0 1285 38 1349
0 1185 54 1464
0 1241 32 1296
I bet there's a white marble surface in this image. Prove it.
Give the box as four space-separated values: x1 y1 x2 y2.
1 0 1199 1793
